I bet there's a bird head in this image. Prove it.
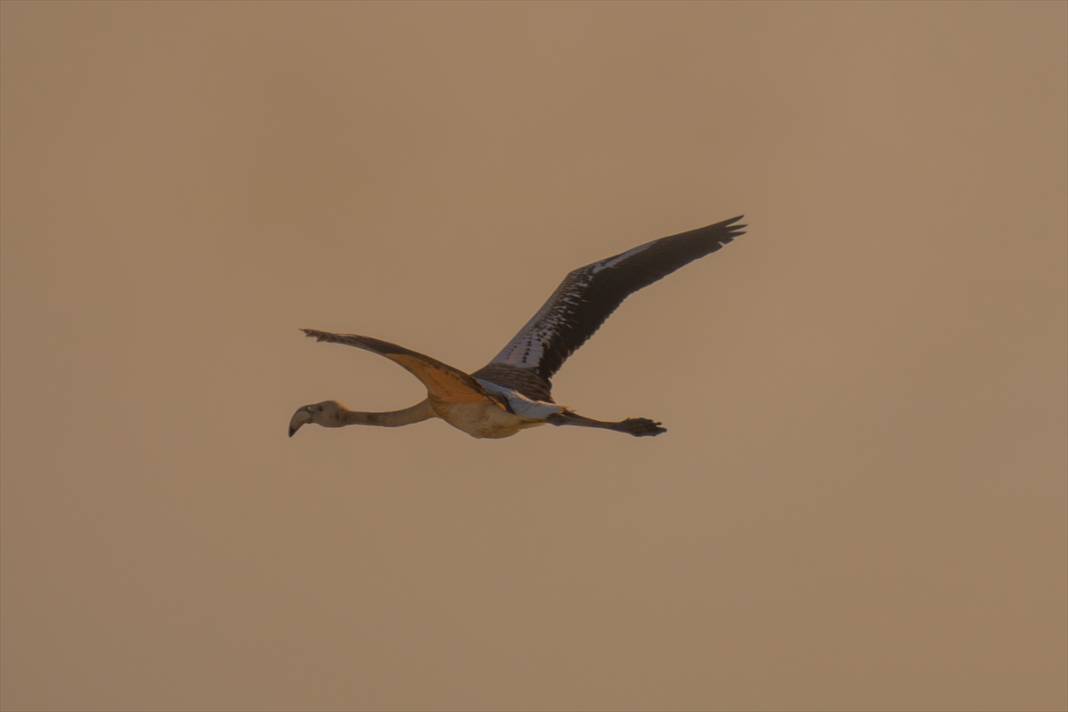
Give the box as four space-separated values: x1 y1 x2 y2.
288 400 344 437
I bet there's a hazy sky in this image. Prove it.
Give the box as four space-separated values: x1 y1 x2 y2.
2 2 1065 711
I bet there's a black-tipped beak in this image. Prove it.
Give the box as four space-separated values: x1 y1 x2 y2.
288 406 311 438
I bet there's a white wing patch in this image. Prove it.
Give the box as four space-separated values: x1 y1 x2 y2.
475 378 563 420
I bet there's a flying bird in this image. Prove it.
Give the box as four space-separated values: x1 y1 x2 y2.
289 215 745 440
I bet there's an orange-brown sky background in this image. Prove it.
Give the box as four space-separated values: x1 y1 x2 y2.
2 2 1066 711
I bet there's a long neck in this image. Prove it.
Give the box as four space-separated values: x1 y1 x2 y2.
338 399 436 428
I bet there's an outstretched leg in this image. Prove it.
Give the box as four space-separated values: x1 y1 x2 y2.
546 410 666 437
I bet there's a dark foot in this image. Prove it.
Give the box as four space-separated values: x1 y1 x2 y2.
617 417 667 437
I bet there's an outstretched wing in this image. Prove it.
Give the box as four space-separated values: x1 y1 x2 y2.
302 329 492 404
476 215 745 387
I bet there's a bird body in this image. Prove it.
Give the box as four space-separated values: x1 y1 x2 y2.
290 215 745 440
428 396 547 440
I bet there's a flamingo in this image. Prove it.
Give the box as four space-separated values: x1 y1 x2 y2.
289 215 745 439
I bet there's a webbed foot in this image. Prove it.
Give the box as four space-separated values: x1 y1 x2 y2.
617 417 667 437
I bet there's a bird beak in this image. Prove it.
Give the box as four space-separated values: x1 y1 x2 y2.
288 407 312 438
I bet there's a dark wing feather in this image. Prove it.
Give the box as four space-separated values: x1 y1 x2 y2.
478 215 745 386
